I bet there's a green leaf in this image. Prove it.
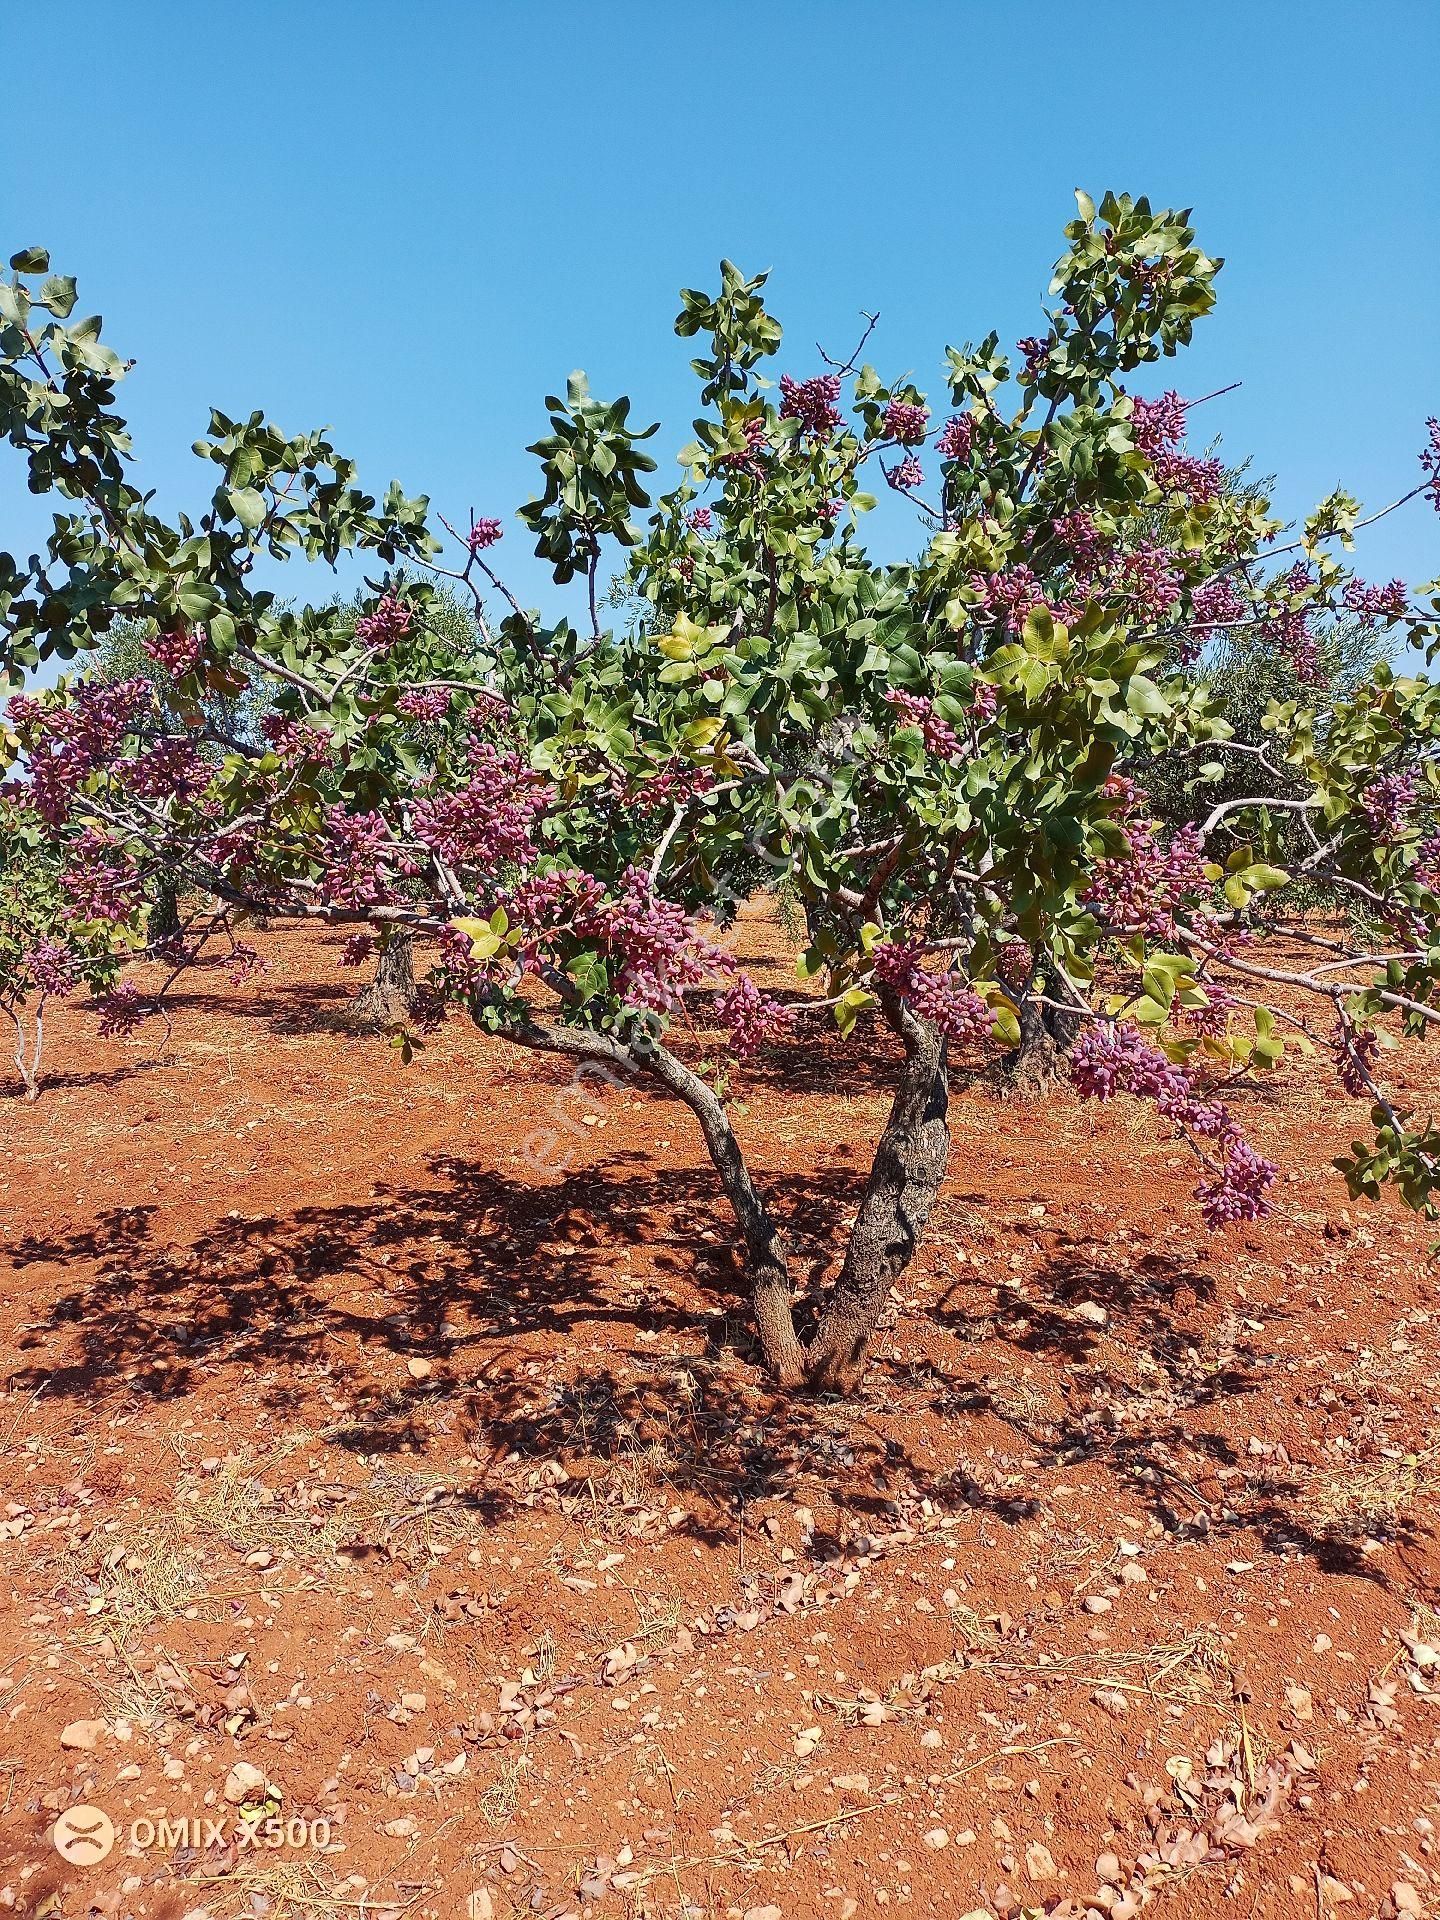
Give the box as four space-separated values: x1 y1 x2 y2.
176 581 221 621
833 985 874 1037
1223 873 1252 910
228 487 267 531
39 274 78 317
1141 965 1177 1011
1124 674 1169 719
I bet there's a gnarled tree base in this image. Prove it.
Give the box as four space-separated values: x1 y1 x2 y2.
1005 978 1079 1093
349 931 417 1032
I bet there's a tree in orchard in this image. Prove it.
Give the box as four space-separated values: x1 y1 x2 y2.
3 197 1439 1393
0 784 144 1099
322 578 485 1032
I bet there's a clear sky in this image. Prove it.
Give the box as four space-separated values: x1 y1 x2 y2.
3 0 1437 629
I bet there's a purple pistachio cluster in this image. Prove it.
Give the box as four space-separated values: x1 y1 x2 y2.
969 679 998 722
25 937 76 998
718 415 770 476
936 414 974 461
411 742 552 873
467 518 504 552
1343 578 1410 623
1266 564 1322 683
96 980 145 1037
969 565 1044 633
142 627 203 678
60 828 142 925
8 679 153 825
1114 542 1184 621
778 373 843 438
260 712 336 769
355 594 413 652
1422 418 1440 513
318 808 396 908
396 688 453 724
1189 576 1248 628
871 938 992 1046
884 689 959 759
1080 777 1208 941
1130 391 1189 456
714 972 795 1060
887 453 925 492
883 400 930 445
1361 771 1419 842
1071 1023 1277 1227
1052 509 1110 572
1332 1019 1380 1098
577 866 727 1014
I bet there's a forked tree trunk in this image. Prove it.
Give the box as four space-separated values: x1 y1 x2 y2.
496 995 951 1396
652 994 950 1390
350 930 417 1030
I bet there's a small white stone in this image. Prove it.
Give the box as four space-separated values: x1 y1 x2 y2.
223 1760 269 1803
59 1719 107 1751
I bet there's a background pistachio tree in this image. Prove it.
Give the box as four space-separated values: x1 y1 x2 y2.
3 198 1438 1392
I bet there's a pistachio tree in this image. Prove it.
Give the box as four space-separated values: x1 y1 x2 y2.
3 199 1438 1391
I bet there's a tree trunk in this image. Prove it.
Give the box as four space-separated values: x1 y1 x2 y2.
350 930 417 1030
638 1036 809 1385
11 1007 43 1103
806 997 950 1392
1007 996 1079 1092
151 869 182 941
491 1008 810 1386
1005 957 1078 1092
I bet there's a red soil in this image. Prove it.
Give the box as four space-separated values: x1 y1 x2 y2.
2 906 1438 1920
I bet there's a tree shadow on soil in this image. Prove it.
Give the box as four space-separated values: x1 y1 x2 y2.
7 1151 938 1531
153 979 359 1037
5 1060 166 1098
914 1231 1419 1585
9 1156 1418 1577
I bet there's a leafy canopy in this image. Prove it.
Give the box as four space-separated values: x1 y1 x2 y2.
4 196 1440 1231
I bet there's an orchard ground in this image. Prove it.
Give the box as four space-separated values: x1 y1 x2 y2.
1 901 1438 1920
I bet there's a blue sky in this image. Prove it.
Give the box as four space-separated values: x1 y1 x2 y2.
3 0 1437 631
